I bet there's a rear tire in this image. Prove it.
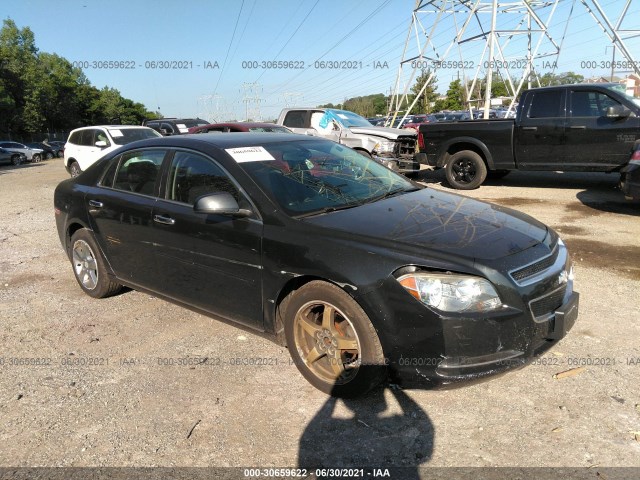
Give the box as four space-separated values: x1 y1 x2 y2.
11 155 22 166
445 150 487 190
283 281 387 397
45 152 54 160
32 153 42 163
70 228 122 299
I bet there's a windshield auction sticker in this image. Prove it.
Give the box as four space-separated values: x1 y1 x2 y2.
225 146 275 162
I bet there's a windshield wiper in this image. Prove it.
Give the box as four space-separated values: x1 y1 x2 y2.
299 201 364 218
365 187 420 204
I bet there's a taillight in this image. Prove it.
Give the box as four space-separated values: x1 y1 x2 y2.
631 149 640 161
418 132 425 150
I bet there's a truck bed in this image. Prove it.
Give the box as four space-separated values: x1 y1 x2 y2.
419 119 515 169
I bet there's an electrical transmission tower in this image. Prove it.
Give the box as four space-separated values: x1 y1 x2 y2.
197 94 223 122
283 92 304 107
389 0 640 123
241 82 263 121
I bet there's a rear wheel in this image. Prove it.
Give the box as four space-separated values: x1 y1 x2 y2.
284 281 386 397
70 228 122 298
11 155 22 166
45 152 54 160
69 161 82 177
32 153 42 163
445 150 487 190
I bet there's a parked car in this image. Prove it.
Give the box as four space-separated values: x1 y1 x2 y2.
26 142 56 159
366 117 386 126
143 118 210 136
54 133 578 397
47 141 66 158
0 141 44 162
403 114 438 131
620 141 640 200
442 112 472 122
419 83 640 189
0 147 26 166
64 125 162 177
277 108 421 174
189 122 292 134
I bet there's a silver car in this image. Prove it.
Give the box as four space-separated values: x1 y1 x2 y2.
0 141 44 162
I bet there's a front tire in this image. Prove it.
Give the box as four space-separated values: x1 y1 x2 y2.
32 153 42 163
11 155 22 166
70 228 122 299
283 281 386 397
45 152 54 160
445 150 487 190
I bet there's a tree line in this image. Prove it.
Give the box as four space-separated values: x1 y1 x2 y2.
0 19 159 139
320 70 585 118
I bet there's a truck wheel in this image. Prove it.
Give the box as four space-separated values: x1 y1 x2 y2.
445 150 487 190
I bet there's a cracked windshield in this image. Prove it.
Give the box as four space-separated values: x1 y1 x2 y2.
240 140 418 216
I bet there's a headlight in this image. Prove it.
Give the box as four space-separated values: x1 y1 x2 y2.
374 141 395 153
397 272 502 313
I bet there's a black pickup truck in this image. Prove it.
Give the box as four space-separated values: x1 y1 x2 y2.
418 83 640 189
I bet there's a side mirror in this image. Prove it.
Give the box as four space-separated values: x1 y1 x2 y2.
95 140 108 148
193 192 252 217
159 128 172 136
332 121 340 131
606 105 631 118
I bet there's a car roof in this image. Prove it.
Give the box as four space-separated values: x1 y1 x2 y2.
129 132 316 150
198 122 284 130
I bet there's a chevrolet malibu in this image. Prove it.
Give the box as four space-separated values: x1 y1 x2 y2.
54 133 578 397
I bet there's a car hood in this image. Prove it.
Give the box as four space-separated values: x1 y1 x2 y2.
349 126 417 139
303 188 548 261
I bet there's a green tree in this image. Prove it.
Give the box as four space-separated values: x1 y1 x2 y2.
409 69 438 113
538 71 584 86
442 79 465 110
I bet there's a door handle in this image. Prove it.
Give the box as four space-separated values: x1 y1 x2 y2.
570 126 587 130
154 214 175 225
88 200 103 208
522 126 538 131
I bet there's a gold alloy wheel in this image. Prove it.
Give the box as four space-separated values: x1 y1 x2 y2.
293 300 361 385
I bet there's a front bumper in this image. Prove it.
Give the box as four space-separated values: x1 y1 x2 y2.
355 242 578 389
373 154 420 174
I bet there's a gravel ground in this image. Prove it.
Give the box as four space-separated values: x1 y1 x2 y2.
0 160 639 476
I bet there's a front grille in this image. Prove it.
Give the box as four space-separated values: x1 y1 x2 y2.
395 136 416 157
510 248 558 283
529 285 566 320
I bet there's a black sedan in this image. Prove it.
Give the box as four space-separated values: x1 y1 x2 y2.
54 133 578 397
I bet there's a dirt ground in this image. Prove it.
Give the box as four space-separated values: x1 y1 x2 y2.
0 160 639 477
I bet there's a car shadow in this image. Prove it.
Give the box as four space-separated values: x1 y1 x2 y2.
414 169 638 216
298 379 434 478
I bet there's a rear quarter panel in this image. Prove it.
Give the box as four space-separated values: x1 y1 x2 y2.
419 120 515 169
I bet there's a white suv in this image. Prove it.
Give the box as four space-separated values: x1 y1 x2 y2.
64 125 161 177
